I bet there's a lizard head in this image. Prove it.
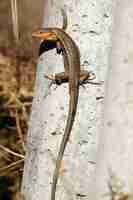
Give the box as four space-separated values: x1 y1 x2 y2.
32 30 57 41
32 29 63 56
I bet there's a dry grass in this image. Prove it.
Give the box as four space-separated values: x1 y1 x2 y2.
0 45 36 199
0 0 41 198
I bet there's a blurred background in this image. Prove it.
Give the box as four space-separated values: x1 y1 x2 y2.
0 0 43 199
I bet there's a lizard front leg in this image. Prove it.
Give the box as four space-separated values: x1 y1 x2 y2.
45 70 95 85
44 72 69 85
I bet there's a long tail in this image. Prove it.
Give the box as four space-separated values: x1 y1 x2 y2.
51 87 79 200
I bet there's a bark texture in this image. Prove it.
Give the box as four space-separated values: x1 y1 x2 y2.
95 1 133 200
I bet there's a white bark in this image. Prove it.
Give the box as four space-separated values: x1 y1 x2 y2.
22 0 113 199
95 1 133 200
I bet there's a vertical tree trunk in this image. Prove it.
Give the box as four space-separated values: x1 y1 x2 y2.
95 1 133 199
22 0 113 199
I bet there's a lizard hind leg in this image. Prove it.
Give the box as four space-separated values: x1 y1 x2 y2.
79 70 96 83
78 70 96 89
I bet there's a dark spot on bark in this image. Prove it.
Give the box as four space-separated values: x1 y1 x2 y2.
123 58 128 63
96 96 104 100
50 113 54 117
89 30 99 35
88 132 92 135
88 160 96 164
78 140 88 145
91 3 96 6
82 14 88 18
103 13 109 18
72 24 79 27
82 31 88 34
72 29 78 32
76 193 87 197
60 106 64 110
107 121 113 127
51 131 57 135
82 140 88 144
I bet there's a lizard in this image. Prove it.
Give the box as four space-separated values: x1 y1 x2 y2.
32 13 95 200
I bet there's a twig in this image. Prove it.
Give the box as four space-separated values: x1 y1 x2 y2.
5 92 23 107
3 102 32 109
0 144 24 158
15 109 25 151
0 159 24 173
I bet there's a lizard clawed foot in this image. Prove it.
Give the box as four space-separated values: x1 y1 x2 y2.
84 80 103 85
79 81 86 89
44 74 58 90
88 71 96 80
44 74 56 81
79 71 96 88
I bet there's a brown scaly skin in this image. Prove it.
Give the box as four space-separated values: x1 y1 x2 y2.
32 28 95 200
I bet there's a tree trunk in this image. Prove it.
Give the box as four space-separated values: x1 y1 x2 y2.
95 1 133 199
22 0 113 199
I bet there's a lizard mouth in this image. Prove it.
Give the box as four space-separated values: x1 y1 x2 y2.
32 31 57 41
